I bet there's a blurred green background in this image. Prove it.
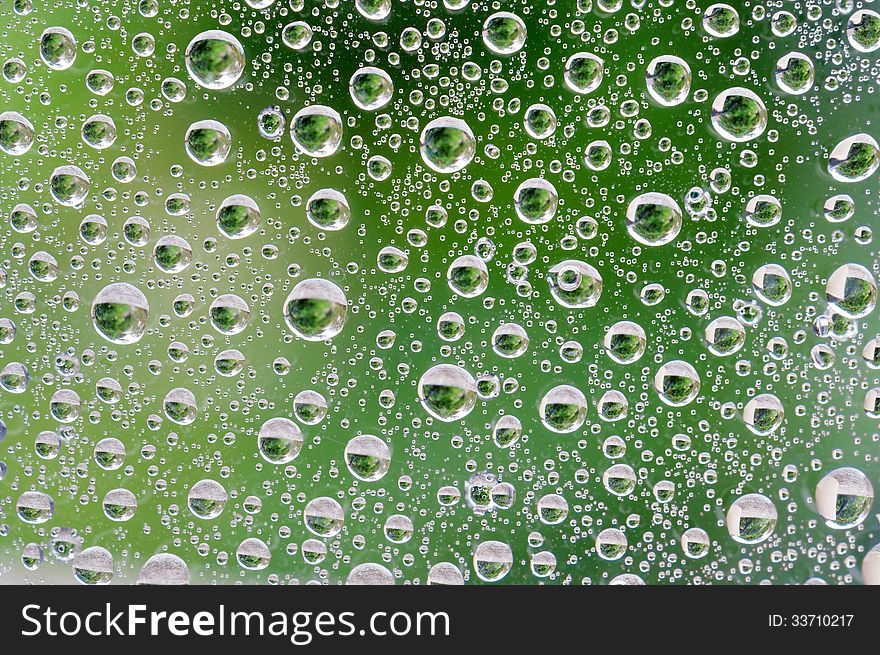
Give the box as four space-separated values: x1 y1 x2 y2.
1 0 879 584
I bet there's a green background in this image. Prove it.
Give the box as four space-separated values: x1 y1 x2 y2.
1 0 879 584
